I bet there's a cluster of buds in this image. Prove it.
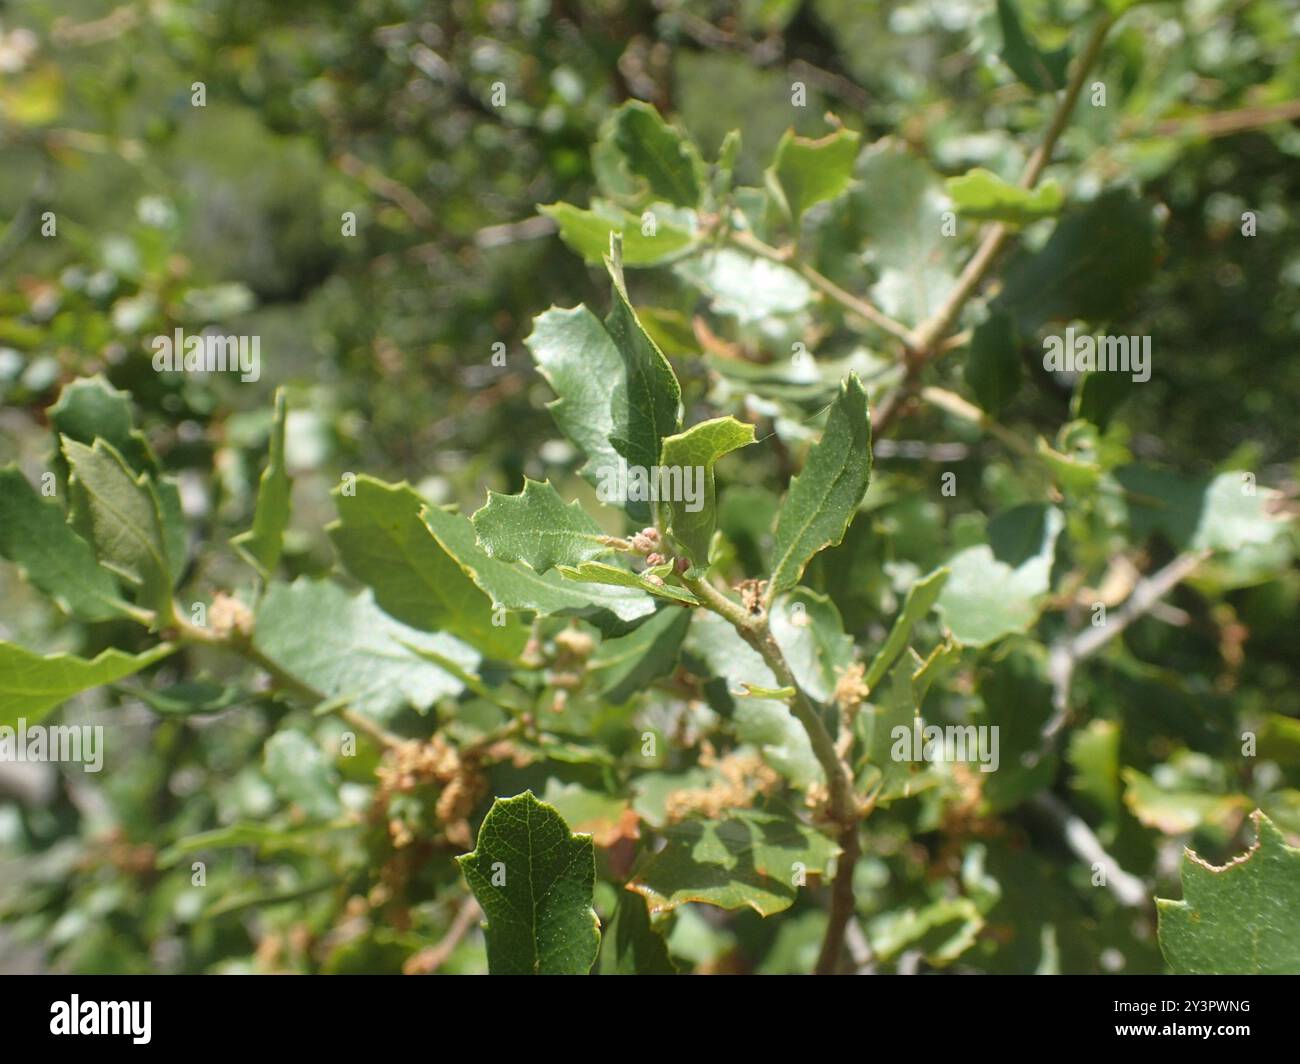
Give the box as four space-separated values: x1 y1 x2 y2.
629 526 660 554
210 591 254 640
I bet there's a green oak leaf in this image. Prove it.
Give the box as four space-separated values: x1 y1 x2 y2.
863 566 950 691
837 142 959 323
936 505 1063 647
589 605 691 703
674 248 812 324
769 373 872 594
657 415 756 568
0 642 177 726
629 805 840 916
611 100 703 208
540 200 697 266
524 238 682 522
49 374 154 473
0 466 127 621
996 189 1161 332
231 388 290 577
997 0 1070 92
946 168 1062 227
558 561 699 605
856 643 959 804
765 126 861 224
263 730 342 820
1157 810 1300 974
421 504 656 632
253 579 479 721
329 476 529 660
1116 466 1288 553
62 437 174 622
50 376 187 582
965 311 1023 416
457 791 601 975
598 892 677 975
768 588 854 703
471 478 611 573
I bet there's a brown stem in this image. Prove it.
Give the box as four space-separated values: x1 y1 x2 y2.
814 824 861 974
909 13 1116 357
726 228 916 347
682 573 864 974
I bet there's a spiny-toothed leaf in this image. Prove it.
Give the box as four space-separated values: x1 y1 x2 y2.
603 238 684 499
471 478 611 573
51 376 187 582
1157 810 1300 974
524 240 682 522
557 561 699 605
946 168 1062 227
457 791 601 975
611 100 703 208
997 0 1070 93
263 730 342 820
49 374 154 473
628 805 840 916
965 311 1023 416
765 127 861 224
769 373 872 595
62 437 174 621
589 605 691 703
421 504 657 632
540 201 697 266
864 567 950 691
598 892 678 975
0 642 177 726
936 505 1063 646
657 415 756 568
252 579 479 721
329 476 528 660
0 466 127 621
231 388 290 577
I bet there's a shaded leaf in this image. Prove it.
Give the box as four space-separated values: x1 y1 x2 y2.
997 0 1070 92
329 476 528 659
589 605 691 703
0 466 126 621
936 505 1063 646
965 311 1023 415
629 805 839 916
